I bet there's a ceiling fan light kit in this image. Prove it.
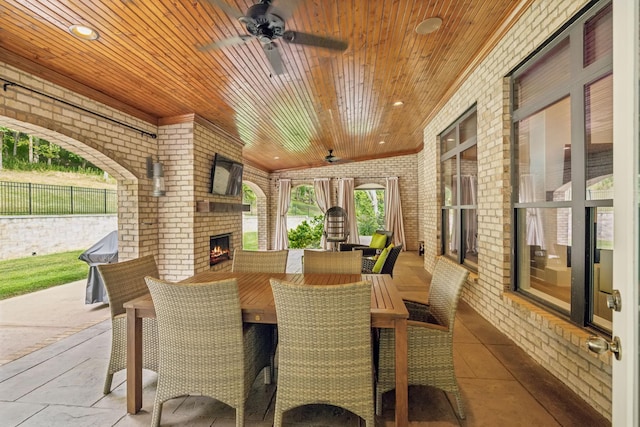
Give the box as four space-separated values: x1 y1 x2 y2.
203 0 348 75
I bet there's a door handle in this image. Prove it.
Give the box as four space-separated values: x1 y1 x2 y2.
606 289 622 312
587 335 621 360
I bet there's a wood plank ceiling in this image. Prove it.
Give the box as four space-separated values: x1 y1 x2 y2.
0 0 532 172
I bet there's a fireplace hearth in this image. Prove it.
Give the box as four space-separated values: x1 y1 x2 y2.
210 233 231 266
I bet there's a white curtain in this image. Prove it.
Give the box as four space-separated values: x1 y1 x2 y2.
314 178 331 249
462 175 478 254
519 174 546 249
338 178 359 244
449 175 477 253
384 177 406 250
274 179 291 250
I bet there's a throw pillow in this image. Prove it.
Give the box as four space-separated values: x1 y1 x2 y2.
369 232 388 249
372 243 394 273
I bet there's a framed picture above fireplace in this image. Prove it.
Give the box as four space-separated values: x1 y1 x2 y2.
210 153 243 196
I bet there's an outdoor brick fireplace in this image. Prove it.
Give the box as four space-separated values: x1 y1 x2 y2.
210 233 232 266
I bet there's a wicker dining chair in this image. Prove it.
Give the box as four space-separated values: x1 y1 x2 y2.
270 278 375 426
231 248 288 383
302 249 363 274
231 249 289 273
145 277 272 427
375 256 469 419
96 254 159 395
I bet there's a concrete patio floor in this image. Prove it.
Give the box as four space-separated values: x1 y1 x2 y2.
0 250 609 426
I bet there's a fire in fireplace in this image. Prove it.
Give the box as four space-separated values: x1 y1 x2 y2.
210 233 231 266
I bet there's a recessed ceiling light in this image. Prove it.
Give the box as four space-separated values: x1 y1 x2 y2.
393 101 404 106
379 140 386 145
68 24 99 41
274 156 280 159
415 17 442 35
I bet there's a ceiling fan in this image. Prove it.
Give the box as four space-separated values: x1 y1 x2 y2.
324 149 345 164
199 0 348 75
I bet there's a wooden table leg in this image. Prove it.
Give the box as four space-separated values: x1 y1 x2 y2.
126 308 143 414
394 318 408 426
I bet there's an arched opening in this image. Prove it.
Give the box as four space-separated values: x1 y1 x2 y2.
241 181 268 250
0 115 150 263
286 184 323 249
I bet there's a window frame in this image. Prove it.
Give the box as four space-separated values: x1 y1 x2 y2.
509 0 613 330
440 105 478 271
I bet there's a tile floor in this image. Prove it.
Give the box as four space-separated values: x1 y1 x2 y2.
0 251 610 426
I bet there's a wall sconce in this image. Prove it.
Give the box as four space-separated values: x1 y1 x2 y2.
146 157 166 197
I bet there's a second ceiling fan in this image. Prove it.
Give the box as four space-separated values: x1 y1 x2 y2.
200 0 348 75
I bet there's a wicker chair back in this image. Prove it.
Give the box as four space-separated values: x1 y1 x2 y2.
145 277 272 427
303 249 362 274
232 249 289 273
270 278 375 426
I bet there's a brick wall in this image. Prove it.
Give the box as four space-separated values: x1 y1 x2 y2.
418 0 611 419
269 153 420 251
243 165 271 250
156 115 246 280
0 62 158 263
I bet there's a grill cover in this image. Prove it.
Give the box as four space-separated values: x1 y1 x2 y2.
78 230 118 304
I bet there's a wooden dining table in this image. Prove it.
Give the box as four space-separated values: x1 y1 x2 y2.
123 271 409 426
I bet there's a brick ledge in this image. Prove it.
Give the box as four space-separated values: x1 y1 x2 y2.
501 291 611 366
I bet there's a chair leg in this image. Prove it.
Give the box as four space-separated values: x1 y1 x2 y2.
103 372 113 395
236 408 244 427
375 389 383 416
273 409 283 427
150 400 163 427
454 392 466 419
263 366 271 384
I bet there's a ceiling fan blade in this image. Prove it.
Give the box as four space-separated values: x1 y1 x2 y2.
204 0 245 20
282 31 348 51
262 42 285 75
198 35 253 51
268 0 305 20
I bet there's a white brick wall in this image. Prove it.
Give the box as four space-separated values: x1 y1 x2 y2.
269 154 420 251
418 0 611 419
0 215 117 259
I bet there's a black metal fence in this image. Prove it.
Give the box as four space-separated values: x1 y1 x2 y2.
0 181 117 215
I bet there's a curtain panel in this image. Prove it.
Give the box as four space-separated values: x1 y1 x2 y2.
338 178 360 244
274 179 291 250
314 178 331 250
385 177 406 249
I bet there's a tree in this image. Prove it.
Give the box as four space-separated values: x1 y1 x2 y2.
242 183 257 214
12 131 19 156
355 189 385 235
288 215 323 248
0 131 3 170
36 141 61 165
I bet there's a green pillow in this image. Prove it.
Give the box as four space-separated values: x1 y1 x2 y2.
372 244 394 273
370 232 388 249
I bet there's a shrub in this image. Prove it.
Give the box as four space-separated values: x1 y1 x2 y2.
288 215 324 248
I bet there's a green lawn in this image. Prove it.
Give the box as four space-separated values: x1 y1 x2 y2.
0 250 89 300
243 231 258 250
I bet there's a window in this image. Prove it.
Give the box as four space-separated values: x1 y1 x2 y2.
354 184 385 244
511 1 612 331
441 107 478 270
